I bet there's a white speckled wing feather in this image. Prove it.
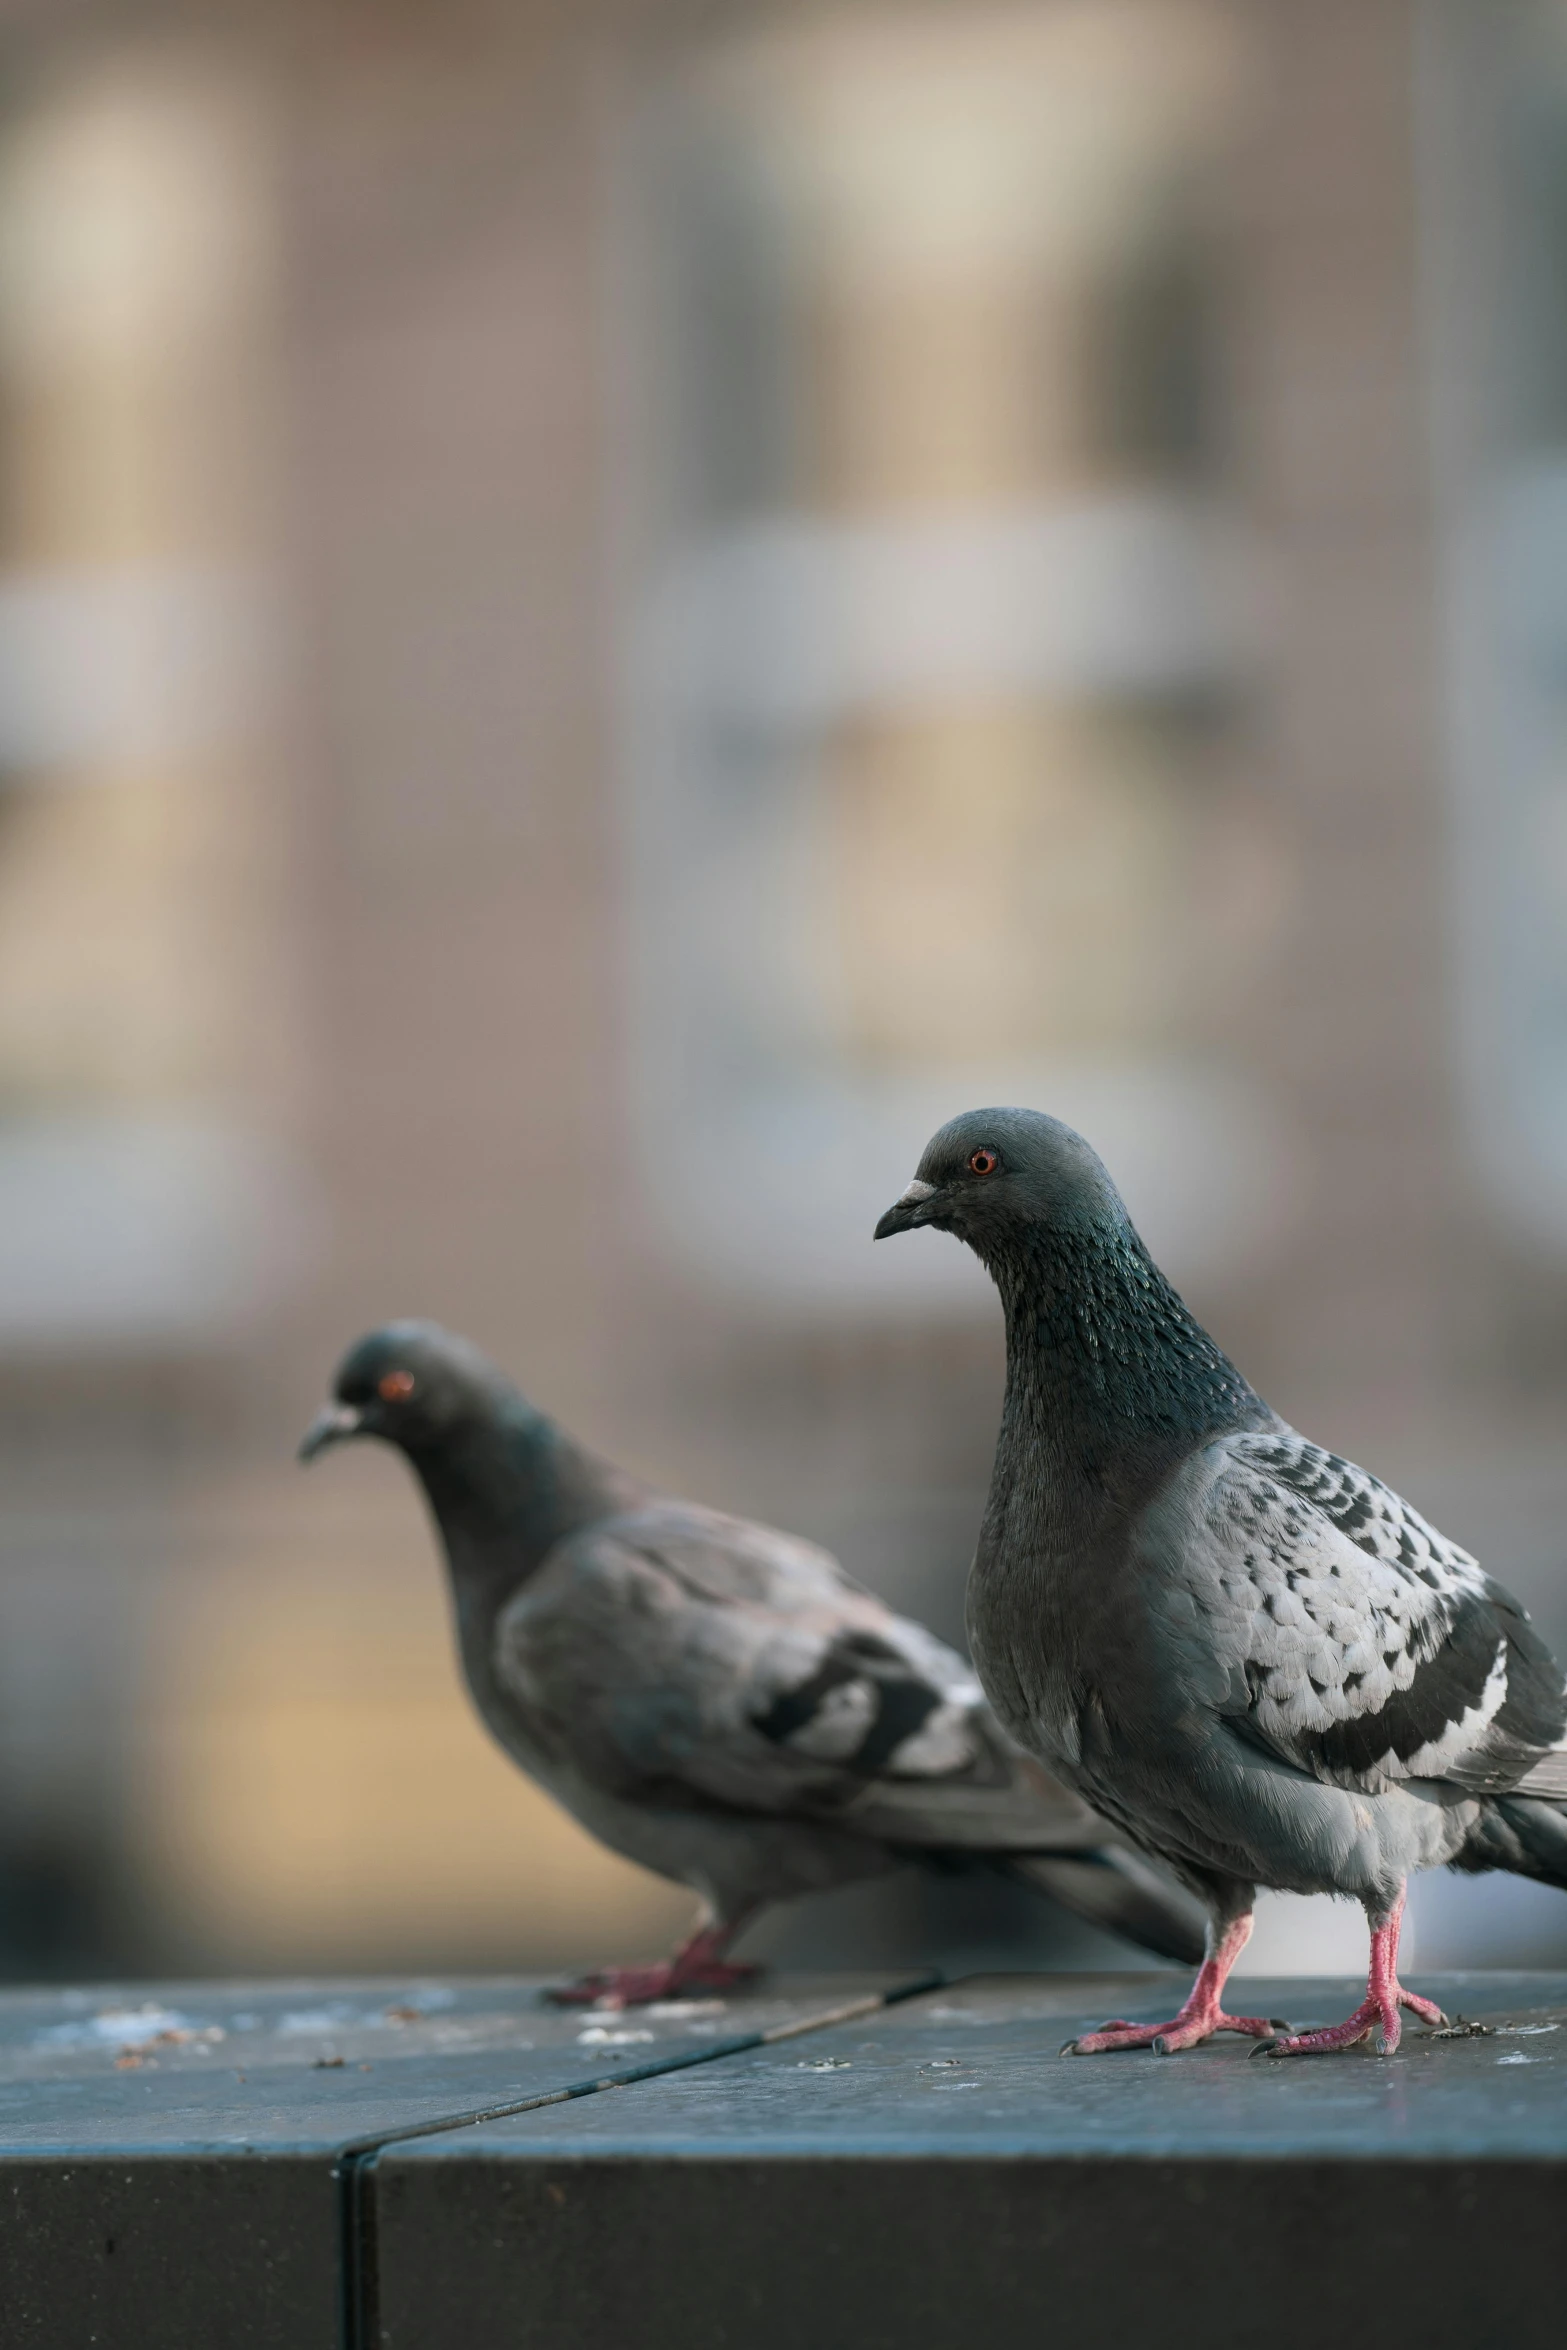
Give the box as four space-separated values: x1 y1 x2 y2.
1156 1431 1566 1795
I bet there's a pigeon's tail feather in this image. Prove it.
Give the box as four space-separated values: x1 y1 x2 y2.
1452 1794 1567 1890
1005 1847 1208 1966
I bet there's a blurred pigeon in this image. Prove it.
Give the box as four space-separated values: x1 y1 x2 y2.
300 1322 1206 2004
877 1109 1567 2056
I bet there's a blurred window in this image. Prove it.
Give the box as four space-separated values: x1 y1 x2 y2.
618 2 1285 1315
1426 0 1567 1249
0 47 302 1347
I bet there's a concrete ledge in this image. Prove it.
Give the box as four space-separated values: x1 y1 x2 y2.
3 1972 1564 2348
378 1970 1567 2350
0 1972 910 2349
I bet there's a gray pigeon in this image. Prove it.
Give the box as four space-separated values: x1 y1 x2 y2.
876 1109 1567 2056
299 1322 1206 2003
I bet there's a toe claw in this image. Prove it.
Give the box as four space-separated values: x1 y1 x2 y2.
1059 2037 1081 2057
1150 2035 1171 2056
1269 2018 1292 2031
1250 2035 1286 2058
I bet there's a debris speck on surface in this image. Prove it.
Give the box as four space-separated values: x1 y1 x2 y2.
920 2059 974 2072
576 2025 655 2046
797 2057 852 2071
645 2001 726 2019
1429 2016 1494 2040
312 2056 346 2070
1496 2022 1559 2036
109 2026 224 2068
384 2005 423 2025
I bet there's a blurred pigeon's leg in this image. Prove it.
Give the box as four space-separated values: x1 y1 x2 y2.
546 1909 762 2008
1063 1908 1285 2055
1258 1888 1448 2057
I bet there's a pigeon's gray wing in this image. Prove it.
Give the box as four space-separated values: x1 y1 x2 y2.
1161 1431 1567 1796
492 1503 1099 1848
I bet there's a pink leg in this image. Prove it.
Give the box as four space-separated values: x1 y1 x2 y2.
546 1915 761 2009
1256 1890 1448 2058
1063 1912 1287 2056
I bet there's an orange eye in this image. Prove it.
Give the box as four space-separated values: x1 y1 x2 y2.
378 1370 416 1403
968 1148 999 1176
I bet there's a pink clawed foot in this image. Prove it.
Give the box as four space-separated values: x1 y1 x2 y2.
1255 1997 1383 2057
1257 1983 1449 2059
546 1958 759 2009
546 1921 760 2009
1256 1892 1448 2058
1062 1912 1289 2056
1064 2004 1285 2056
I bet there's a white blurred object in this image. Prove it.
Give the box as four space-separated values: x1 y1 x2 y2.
0 565 273 772
649 497 1242 726
0 1114 317 1346
1405 1865 1567 1971
1232 1874 1567 1976
1231 1892 1369 1978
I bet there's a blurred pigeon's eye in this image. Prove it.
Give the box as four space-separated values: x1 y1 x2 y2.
968 1149 1000 1176
378 1370 416 1403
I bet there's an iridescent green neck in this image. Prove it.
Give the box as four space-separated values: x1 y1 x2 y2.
990 1215 1269 1480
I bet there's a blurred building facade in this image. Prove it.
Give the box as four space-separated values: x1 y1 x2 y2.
0 0 1565 1979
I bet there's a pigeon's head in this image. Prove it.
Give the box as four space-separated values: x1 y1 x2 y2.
873 1107 1128 1264
299 1321 514 1463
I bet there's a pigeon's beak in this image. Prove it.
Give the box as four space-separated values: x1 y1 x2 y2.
873 1178 939 1240
298 1402 365 1463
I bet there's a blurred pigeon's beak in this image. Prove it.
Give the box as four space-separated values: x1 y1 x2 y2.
874 1178 939 1240
298 1402 364 1463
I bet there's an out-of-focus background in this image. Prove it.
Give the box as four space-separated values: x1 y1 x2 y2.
0 0 1563 1985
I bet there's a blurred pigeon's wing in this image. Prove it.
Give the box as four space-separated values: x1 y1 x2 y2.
1163 1431 1567 1796
1008 1846 1207 1965
1515 1745 1567 1798
492 1504 1099 1845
